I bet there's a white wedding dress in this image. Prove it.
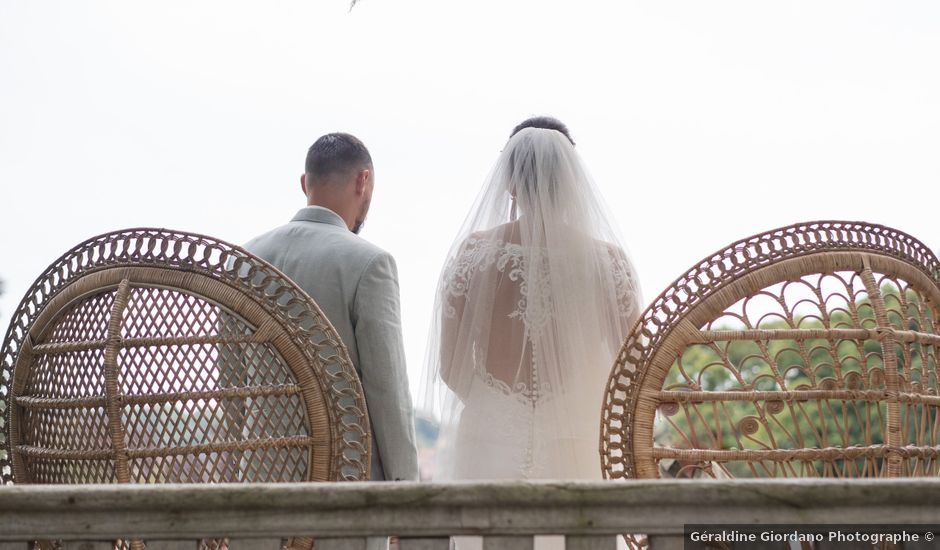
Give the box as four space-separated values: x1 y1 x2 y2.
423 128 642 491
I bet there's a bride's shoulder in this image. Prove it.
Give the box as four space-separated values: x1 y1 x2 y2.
591 238 632 266
462 222 519 247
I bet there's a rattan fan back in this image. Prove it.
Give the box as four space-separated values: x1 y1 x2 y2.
0 228 370 488
602 221 940 480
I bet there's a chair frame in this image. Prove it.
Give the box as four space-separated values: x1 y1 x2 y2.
1 228 371 486
602 220 940 480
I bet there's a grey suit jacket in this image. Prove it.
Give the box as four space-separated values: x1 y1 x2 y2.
245 206 419 481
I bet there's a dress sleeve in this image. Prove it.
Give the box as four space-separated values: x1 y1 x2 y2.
438 242 472 398
608 244 642 330
352 252 419 481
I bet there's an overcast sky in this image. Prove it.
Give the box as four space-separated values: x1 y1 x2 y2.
2 1 938 399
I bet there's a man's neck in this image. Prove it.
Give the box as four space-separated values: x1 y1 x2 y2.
308 199 354 231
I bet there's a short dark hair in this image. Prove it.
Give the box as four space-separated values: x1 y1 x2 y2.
304 133 373 179
510 116 575 145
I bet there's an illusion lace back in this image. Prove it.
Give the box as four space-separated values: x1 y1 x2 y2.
435 227 638 480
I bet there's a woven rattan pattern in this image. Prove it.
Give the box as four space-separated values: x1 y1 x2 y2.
602 221 940 480
1 228 371 486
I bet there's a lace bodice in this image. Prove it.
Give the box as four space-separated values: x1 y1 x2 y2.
442 236 638 327
439 236 638 407
442 237 552 329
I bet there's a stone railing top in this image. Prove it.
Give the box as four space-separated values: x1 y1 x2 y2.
1 479 939 539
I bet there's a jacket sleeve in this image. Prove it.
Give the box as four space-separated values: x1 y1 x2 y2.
352 251 419 481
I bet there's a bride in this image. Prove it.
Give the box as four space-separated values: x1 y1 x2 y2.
423 117 642 483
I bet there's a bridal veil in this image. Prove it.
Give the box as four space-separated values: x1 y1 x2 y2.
422 126 642 480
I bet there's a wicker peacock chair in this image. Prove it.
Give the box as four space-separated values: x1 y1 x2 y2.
0 228 371 547
602 221 940 481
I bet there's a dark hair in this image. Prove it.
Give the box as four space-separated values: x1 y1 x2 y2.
510 116 575 146
304 133 373 179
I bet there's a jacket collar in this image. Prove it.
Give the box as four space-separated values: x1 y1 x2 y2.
291 206 348 230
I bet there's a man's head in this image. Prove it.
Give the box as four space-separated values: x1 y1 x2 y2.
301 133 374 234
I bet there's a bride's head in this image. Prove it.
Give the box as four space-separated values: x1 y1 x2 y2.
510 116 576 145
501 118 584 220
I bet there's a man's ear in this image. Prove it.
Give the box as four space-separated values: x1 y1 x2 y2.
300 173 308 195
354 168 371 195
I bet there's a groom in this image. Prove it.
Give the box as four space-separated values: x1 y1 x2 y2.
245 132 419 482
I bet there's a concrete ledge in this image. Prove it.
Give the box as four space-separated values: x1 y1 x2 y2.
1 479 939 539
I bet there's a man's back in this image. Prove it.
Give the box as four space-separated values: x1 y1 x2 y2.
245 205 418 481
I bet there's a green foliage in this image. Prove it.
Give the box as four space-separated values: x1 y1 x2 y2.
657 283 939 478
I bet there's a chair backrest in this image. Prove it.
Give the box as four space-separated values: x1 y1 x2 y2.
1 228 370 488
602 221 940 480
